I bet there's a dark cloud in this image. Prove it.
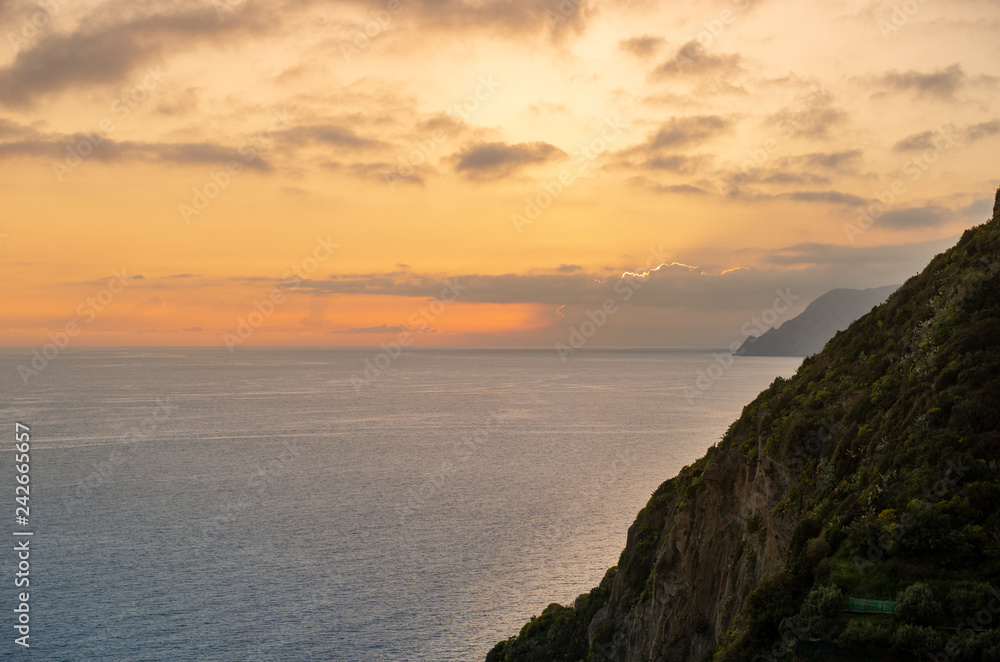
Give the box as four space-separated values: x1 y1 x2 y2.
620 35 665 58
328 324 409 334
877 205 952 229
760 172 831 186
322 160 427 187
766 237 956 268
783 150 863 172
893 129 948 152
652 41 743 78
277 124 385 150
327 0 595 40
651 183 709 195
449 141 565 179
629 177 709 195
280 237 950 314
963 120 1000 142
878 64 966 99
959 198 993 220
0 4 270 108
778 190 868 206
648 116 731 149
0 135 272 170
894 120 1000 152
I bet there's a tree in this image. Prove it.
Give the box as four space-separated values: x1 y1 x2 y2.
896 583 942 625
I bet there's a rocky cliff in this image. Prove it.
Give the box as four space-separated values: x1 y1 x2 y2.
488 186 1000 662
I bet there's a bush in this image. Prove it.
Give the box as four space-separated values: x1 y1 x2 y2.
947 582 997 619
891 623 943 658
837 619 892 653
896 582 942 625
802 585 844 619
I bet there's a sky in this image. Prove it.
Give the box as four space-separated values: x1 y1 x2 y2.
0 0 998 348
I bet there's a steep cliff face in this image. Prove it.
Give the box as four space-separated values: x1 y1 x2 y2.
587 448 797 662
488 187 1000 662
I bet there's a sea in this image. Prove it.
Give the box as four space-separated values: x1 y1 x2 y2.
0 348 801 661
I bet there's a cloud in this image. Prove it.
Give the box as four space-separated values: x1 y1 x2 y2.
759 172 831 186
652 41 743 78
877 64 967 99
778 190 868 206
963 120 1000 143
766 237 956 268
629 177 709 195
0 4 269 108
323 160 425 186
892 129 951 152
136 296 164 311
276 124 386 150
894 121 1000 151
620 35 665 58
283 238 951 314
959 198 993 220
0 136 273 171
449 141 565 179
877 205 952 230
783 150 863 172
647 115 731 149
328 324 409 334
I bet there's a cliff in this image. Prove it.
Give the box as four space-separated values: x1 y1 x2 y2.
488 186 1000 662
734 285 899 357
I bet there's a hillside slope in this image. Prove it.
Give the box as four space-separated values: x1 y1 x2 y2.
734 285 899 357
488 187 1000 662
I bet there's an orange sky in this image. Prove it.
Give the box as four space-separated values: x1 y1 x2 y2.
1 0 998 347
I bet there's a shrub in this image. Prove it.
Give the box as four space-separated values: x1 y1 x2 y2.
803 585 844 619
947 582 997 619
891 623 943 658
896 582 942 625
837 619 892 653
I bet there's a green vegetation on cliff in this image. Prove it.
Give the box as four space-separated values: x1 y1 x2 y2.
488 188 1000 662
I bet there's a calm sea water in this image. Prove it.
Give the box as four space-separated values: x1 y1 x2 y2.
0 348 800 661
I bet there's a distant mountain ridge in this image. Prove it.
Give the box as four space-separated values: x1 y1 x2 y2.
734 285 899 357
